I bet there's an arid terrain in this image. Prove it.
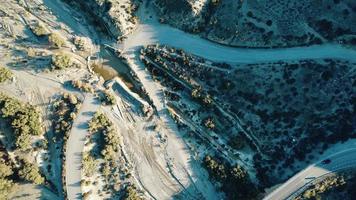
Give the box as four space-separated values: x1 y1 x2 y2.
0 0 355 200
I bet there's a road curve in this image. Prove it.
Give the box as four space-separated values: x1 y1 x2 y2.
264 148 356 200
65 95 100 200
121 21 356 64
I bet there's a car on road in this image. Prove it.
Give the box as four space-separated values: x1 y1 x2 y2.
321 159 331 164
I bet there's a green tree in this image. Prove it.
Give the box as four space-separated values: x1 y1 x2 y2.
51 53 72 70
18 161 44 184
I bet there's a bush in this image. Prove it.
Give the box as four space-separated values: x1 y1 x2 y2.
204 117 215 130
31 24 48 37
48 33 65 48
51 53 72 70
71 80 94 93
18 161 44 184
73 36 89 51
0 66 13 83
100 91 116 105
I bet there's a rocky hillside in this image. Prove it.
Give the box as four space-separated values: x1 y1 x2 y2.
66 0 139 39
154 0 356 47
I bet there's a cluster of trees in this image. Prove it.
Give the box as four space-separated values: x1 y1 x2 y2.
0 151 45 199
18 160 44 185
51 52 72 70
0 66 13 83
203 155 258 200
296 176 346 200
83 113 122 197
0 93 44 151
71 80 94 93
89 113 120 162
30 23 65 48
53 93 81 136
191 87 213 106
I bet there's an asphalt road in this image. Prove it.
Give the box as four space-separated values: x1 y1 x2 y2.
121 5 356 64
264 148 356 200
65 95 100 200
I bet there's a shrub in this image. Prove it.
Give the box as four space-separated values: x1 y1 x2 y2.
0 66 13 83
31 24 48 37
71 80 94 93
82 153 97 177
100 91 116 105
204 117 215 130
73 36 89 51
51 53 72 70
0 163 13 178
48 33 65 48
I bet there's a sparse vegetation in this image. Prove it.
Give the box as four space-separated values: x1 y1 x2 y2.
0 66 13 83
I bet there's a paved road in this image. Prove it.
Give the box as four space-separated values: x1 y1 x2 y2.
264 148 356 200
121 6 356 64
65 95 100 200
